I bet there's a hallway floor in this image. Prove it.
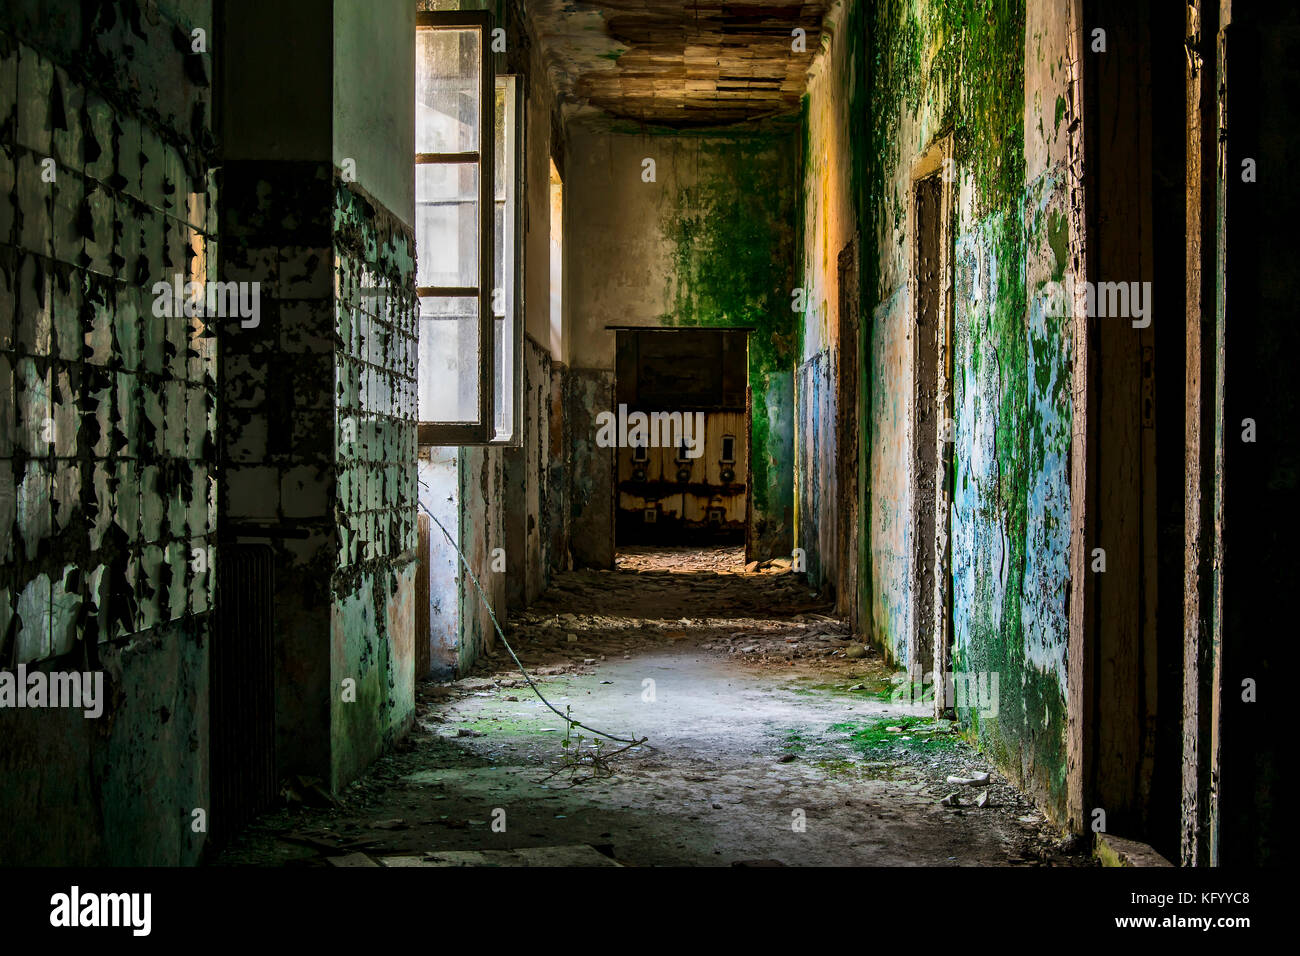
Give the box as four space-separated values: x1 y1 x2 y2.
216 550 1091 867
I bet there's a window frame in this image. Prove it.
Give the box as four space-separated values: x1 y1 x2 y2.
416 10 496 446
489 71 525 448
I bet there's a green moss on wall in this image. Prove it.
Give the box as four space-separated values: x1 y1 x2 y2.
661 127 799 365
661 124 799 532
845 0 1074 819
867 0 1027 261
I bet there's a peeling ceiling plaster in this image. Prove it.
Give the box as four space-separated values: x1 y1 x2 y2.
526 1 830 127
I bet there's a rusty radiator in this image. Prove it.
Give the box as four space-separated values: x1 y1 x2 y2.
210 543 277 847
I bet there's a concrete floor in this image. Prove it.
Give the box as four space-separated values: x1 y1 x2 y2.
216 549 1091 867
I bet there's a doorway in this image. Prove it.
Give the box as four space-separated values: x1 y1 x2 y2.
836 237 861 629
1068 0 1185 859
612 329 751 551
909 137 956 692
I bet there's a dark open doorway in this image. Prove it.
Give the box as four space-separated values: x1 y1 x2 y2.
612 329 751 549
836 237 861 631
1068 0 1185 862
909 135 956 694
911 172 943 686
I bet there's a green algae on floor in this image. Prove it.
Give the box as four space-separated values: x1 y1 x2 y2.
828 715 966 758
458 714 567 736
788 674 896 701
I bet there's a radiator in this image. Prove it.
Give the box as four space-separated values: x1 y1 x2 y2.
209 543 277 846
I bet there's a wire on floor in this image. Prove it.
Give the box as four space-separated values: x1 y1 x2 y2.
416 487 648 749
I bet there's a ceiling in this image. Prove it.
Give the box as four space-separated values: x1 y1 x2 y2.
526 1 831 127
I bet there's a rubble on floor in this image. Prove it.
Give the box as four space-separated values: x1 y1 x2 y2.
213 551 1092 868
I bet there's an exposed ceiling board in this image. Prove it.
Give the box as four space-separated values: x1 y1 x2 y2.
527 1 830 128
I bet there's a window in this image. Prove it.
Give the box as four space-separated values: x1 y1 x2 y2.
720 435 736 463
492 73 523 444
549 159 563 360
415 12 521 445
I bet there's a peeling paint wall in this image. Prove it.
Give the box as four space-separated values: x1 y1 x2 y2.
565 366 614 568
795 351 835 588
328 179 419 787
219 0 417 794
220 159 334 781
799 0 1077 820
793 0 872 620
423 340 564 679
501 0 569 607
546 359 570 571
504 333 560 608
456 444 506 671
219 173 419 795
0 0 217 865
565 122 799 561
418 450 460 678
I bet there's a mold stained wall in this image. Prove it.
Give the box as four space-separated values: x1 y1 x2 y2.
0 0 218 865
799 0 1077 820
504 0 568 612
796 0 861 594
330 0 418 794
565 122 800 563
220 0 417 792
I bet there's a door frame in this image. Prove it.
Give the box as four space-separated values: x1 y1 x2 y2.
907 134 956 699
835 235 861 628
